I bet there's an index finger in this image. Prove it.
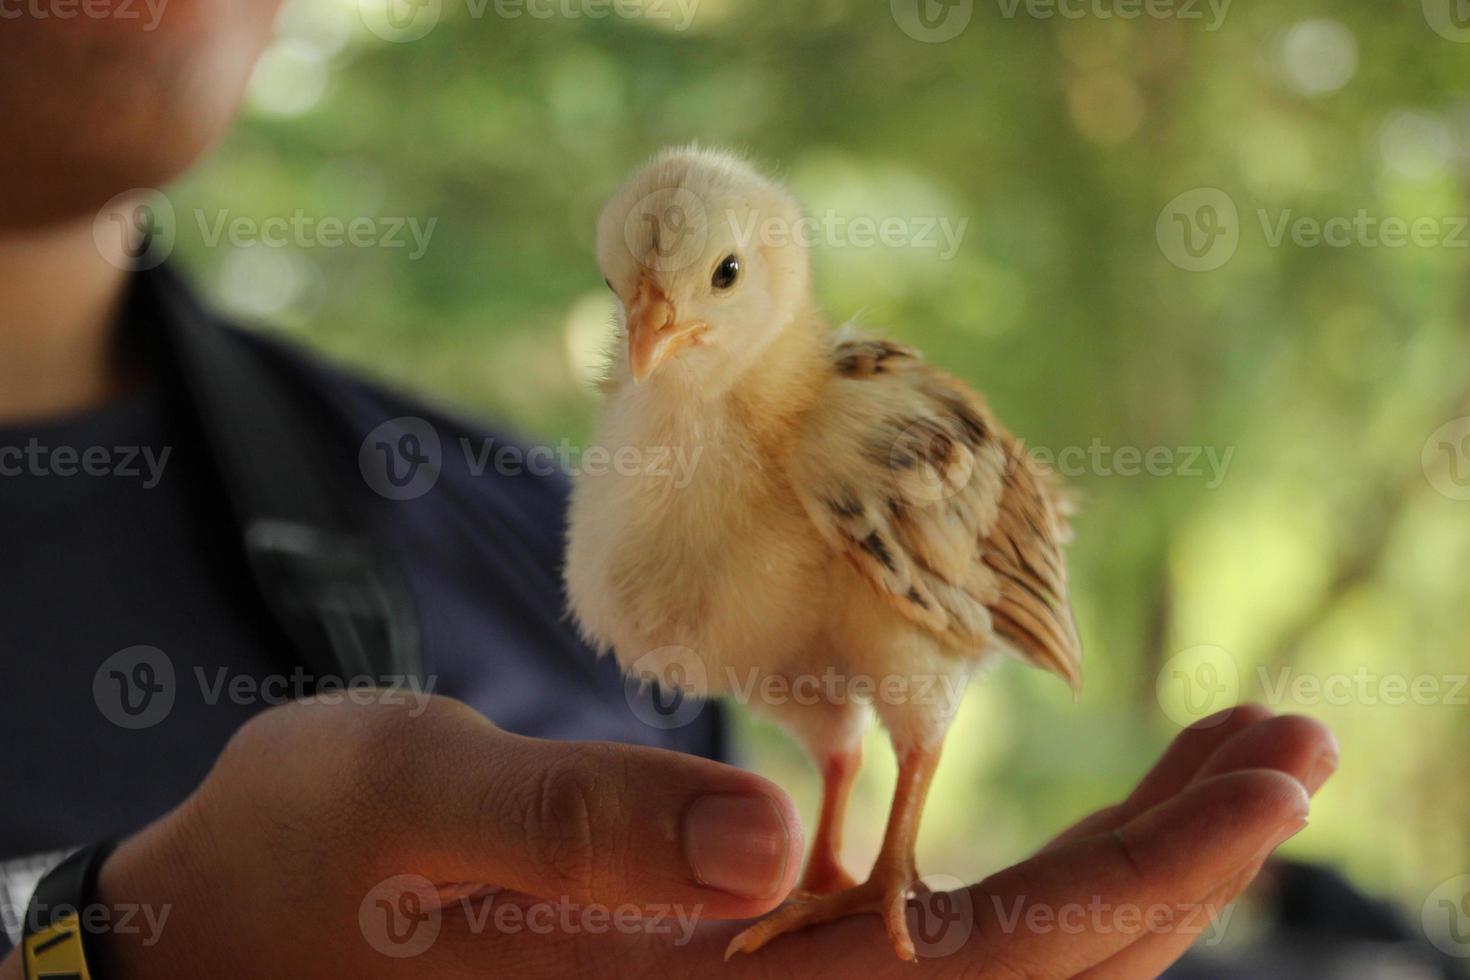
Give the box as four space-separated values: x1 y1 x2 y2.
965 768 1310 979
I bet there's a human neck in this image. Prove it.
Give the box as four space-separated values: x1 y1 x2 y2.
0 217 135 424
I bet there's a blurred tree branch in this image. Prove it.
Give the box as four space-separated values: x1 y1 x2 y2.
1258 377 1470 675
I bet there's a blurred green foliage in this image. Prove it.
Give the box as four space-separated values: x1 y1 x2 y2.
175 0 1470 932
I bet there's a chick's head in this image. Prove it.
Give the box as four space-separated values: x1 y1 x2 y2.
596 146 810 391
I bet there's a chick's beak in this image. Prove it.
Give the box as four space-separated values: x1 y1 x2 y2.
626 278 703 382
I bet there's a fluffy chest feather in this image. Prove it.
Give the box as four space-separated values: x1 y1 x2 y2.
564 385 830 689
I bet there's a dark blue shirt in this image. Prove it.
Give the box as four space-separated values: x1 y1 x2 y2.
0 267 722 944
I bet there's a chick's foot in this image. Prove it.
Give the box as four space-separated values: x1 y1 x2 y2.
724 869 921 962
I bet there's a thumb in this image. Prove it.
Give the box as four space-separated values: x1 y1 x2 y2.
403 709 803 919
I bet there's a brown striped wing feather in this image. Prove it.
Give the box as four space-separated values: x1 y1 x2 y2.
791 335 1082 691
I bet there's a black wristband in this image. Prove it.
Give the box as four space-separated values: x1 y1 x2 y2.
21 840 117 980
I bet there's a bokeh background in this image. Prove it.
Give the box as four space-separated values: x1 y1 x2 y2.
168 0 1470 971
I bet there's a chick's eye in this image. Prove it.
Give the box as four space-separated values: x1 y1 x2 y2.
603 277 615 292
712 254 740 291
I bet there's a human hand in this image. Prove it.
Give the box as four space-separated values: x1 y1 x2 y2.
704 702 1336 978
347 701 1329 979
15 694 801 979
3 699 1333 979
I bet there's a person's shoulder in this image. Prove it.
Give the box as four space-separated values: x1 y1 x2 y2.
229 324 569 527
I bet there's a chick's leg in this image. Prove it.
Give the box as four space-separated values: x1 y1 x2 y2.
864 741 943 958
726 740 944 962
796 743 863 896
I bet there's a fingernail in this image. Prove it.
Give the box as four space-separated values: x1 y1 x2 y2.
684 795 790 899
1304 747 1339 795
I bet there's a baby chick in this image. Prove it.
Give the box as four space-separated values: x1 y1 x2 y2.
565 147 1081 961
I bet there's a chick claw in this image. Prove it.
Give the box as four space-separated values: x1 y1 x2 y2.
724 874 920 962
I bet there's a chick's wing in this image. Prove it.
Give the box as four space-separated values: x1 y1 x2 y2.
789 334 1082 689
